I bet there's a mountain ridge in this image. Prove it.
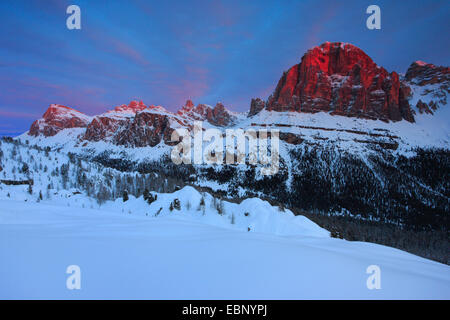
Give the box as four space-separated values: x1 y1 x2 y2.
26 42 449 150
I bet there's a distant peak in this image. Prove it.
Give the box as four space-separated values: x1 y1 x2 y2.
48 104 72 110
42 104 87 119
30 104 90 137
405 60 450 85
127 100 146 109
312 42 361 54
177 99 203 117
413 60 432 67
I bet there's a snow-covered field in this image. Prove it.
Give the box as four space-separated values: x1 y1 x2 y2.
1 186 449 299
0 139 449 299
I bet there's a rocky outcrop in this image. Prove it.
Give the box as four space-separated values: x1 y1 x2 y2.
27 44 449 149
265 42 414 122
416 100 436 114
32 99 237 146
112 100 147 113
405 61 450 86
206 102 234 126
405 61 449 113
248 98 265 117
83 115 128 141
177 100 210 121
114 111 173 147
279 132 304 145
83 101 158 142
178 100 235 126
29 104 91 137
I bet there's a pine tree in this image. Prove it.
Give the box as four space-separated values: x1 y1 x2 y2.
123 189 129 202
198 196 206 215
143 188 149 201
173 198 181 210
216 199 224 215
21 163 29 174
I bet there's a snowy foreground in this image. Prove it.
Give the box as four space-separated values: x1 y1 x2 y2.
0 186 449 299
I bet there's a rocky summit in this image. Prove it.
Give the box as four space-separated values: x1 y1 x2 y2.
29 104 91 137
264 42 414 122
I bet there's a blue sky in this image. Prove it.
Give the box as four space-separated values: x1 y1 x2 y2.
0 0 449 135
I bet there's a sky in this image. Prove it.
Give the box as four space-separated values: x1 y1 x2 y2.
0 0 449 136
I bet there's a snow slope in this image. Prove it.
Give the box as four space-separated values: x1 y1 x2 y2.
0 188 449 299
1 133 449 299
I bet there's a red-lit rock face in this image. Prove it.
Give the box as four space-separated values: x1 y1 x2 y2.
185 99 194 108
31 98 236 146
114 111 172 147
30 44 449 147
177 100 208 120
178 100 235 126
405 61 449 114
83 116 127 141
266 42 415 122
113 100 147 113
405 61 450 86
83 100 177 147
29 104 90 137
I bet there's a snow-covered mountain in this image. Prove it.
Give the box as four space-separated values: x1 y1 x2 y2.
21 42 449 152
7 42 450 264
29 104 92 137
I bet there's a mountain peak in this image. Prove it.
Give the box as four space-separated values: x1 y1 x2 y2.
42 104 87 119
185 99 195 109
113 100 147 113
412 60 432 67
29 104 91 137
